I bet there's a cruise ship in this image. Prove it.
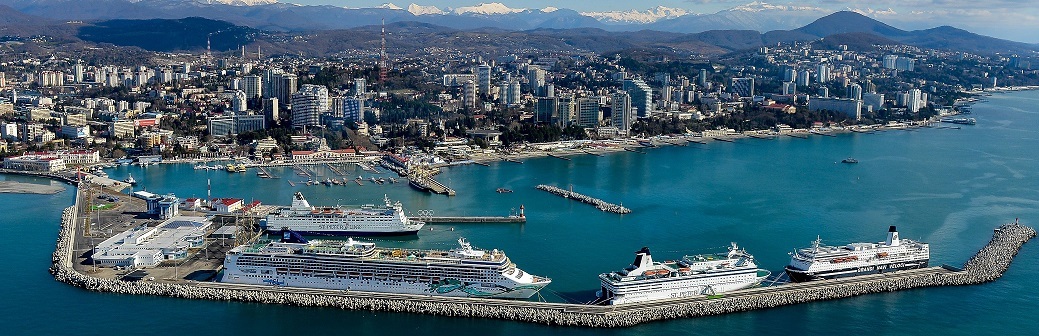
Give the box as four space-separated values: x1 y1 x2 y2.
597 243 770 305
222 231 551 299
262 193 424 236
784 226 930 282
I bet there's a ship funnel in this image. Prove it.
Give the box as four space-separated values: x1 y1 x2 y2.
886 226 900 246
632 247 653 270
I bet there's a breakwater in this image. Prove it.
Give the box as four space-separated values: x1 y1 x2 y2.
51 197 1034 327
535 184 631 214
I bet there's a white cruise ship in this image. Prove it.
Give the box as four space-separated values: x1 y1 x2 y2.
262 193 424 236
222 231 551 299
597 243 770 305
785 226 930 282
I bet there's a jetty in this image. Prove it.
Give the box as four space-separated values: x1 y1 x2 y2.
810 130 836 137
502 157 524 164
785 133 808 139
535 184 631 214
547 153 572 161
423 216 526 224
686 139 707 144
47 183 1038 328
623 147 645 154
711 137 734 142
583 150 605 156
748 134 774 140
326 163 347 176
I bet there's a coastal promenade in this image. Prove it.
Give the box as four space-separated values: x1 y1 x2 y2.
49 184 1036 327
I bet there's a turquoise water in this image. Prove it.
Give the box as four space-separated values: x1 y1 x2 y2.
3 90 1039 335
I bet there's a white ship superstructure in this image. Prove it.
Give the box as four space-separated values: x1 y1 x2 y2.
222 232 551 299
785 226 930 282
597 243 770 305
262 193 424 236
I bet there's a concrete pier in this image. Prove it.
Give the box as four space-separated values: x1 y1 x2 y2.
423 216 526 223
50 186 1035 327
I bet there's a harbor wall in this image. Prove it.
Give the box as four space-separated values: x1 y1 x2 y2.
50 203 1035 327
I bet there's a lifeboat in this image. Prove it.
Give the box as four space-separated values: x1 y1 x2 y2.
311 209 320 214
877 252 889 258
679 267 691 273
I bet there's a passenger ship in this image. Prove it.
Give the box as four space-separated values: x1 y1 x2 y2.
262 193 424 236
597 243 770 305
222 231 551 299
784 226 930 282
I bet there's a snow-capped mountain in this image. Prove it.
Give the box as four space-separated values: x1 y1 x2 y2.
376 3 403 10
451 2 525 16
582 6 689 24
407 3 445 15
192 0 277 5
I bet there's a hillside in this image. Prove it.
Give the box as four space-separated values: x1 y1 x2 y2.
76 17 257 52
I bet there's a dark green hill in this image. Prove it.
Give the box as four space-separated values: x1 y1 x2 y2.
77 17 257 52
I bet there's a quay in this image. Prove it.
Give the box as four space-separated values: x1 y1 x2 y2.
44 178 1036 328
535 184 631 214
49 189 1036 327
422 216 526 224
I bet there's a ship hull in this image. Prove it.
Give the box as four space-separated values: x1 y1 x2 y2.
785 259 929 282
222 272 546 299
265 229 420 236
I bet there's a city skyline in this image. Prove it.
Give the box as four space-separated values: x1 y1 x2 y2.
280 0 1039 43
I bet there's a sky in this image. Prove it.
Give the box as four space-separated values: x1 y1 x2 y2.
281 1 1039 43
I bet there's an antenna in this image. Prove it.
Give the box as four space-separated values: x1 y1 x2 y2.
379 18 388 86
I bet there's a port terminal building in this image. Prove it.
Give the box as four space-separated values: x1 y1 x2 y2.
91 216 212 268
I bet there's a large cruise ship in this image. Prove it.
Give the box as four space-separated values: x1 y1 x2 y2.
222 231 551 299
597 243 770 305
261 193 424 236
784 226 930 282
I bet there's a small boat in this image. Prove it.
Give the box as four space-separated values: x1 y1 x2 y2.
841 158 859 164
124 173 137 185
496 188 513 193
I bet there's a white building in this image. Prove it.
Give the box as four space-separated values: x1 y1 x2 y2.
91 216 211 268
292 84 328 128
3 153 65 171
808 97 862 120
610 91 632 134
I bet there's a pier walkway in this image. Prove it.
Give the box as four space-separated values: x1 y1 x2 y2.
536 184 631 214
422 216 526 223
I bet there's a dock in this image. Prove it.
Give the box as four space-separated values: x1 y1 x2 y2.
711 137 735 142
357 162 380 173
785 133 808 139
582 150 605 156
686 139 707 144
326 163 347 176
748 134 774 140
473 161 491 167
502 157 524 164
547 153 572 161
536 184 631 214
623 147 645 154
46 182 1039 328
422 216 526 224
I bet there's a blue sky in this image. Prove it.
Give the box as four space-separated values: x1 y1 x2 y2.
280 1 1039 43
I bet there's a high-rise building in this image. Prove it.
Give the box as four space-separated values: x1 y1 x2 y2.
846 83 862 100
536 97 557 124
557 96 575 127
354 78 366 97
819 87 829 97
816 64 830 83
610 91 632 134
462 80 477 109
808 97 861 120
476 64 492 95
231 90 248 112
527 66 545 92
267 73 298 103
894 57 915 71
862 92 884 111
907 89 924 113
698 69 707 86
241 75 262 99
73 63 84 83
342 98 364 122
883 55 898 69
796 70 810 86
291 84 329 129
499 81 521 106
263 98 279 125
577 97 600 128
782 82 797 95
783 68 797 82
622 79 653 118
729 77 754 97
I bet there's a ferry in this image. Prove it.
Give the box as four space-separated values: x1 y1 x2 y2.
222 232 551 299
597 243 770 305
262 192 425 236
784 226 930 282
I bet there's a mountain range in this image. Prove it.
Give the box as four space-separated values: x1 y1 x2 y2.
0 1 1035 57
